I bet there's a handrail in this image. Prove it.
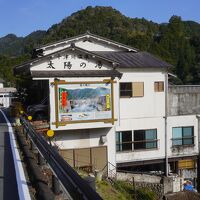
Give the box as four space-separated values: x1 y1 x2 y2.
116 139 159 145
20 116 102 200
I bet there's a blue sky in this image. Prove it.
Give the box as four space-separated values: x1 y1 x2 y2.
0 0 200 37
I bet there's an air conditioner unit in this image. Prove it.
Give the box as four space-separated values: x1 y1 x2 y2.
100 135 107 144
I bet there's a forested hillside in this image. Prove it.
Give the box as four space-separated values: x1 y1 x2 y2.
0 6 200 85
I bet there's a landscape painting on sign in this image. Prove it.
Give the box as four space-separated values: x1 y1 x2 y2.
58 83 112 122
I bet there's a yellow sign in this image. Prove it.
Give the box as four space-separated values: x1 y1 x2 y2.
28 116 32 121
47 130 54 137
106 94 111 110
178 159 195 169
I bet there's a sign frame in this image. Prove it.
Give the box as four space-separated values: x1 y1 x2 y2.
52 79 115 128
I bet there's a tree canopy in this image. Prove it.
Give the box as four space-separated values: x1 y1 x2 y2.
0 6 200 85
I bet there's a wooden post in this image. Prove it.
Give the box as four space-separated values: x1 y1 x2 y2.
133 177 136 200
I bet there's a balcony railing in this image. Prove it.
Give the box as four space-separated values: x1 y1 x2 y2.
116 139 159 152
171 136 195 147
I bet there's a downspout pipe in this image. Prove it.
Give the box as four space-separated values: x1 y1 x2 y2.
196 115 200 192
165 71 168 177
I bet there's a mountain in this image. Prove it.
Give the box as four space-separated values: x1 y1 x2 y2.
0 31 46 56
0 34 24 56
43 6 159 46
0 6 200 85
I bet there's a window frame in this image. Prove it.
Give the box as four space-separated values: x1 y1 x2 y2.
116 131 132 152
154 81 164 92
172 126 194 147
120 82 132 98
134 129 158 150
116 129 158 152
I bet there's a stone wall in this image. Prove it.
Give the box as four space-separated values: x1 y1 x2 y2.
117 172 184 198
135 182 164 199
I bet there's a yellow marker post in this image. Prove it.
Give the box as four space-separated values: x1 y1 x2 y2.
28 116 32 121
47 130 54 146
20 110 24 114
47 130 54 138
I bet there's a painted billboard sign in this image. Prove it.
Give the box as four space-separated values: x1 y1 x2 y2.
58 83 112 122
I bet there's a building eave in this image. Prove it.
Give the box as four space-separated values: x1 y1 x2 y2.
36 32 138 53
13 45 119 76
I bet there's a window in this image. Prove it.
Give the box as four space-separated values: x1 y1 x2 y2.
132 82 144 97
120 82 144 97
120 83 132 97
134 129 157 150
116 131 132 151
154 81 164 92
172 126 194 146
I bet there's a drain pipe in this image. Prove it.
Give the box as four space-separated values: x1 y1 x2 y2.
165 72 169 177
196 115 200 192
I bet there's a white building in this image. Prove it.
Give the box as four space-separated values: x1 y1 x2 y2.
0 78 16 107
14 33 199 181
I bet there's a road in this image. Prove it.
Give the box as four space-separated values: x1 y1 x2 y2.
0 110 19 200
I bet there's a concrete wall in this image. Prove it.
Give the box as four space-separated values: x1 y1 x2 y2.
168 85 200 116
117 172 162 183
117 172 184 196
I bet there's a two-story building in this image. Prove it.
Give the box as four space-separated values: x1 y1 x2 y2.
14 33 199 182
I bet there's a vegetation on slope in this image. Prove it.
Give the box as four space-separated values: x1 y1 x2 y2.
96 180 156 200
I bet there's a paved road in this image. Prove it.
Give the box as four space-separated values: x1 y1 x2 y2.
0 110 19 200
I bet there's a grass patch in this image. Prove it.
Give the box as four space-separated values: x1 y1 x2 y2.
96 180 130 200
96 180 157 200
136 187 157 200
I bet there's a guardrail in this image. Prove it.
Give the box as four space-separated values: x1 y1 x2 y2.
20 116 102 200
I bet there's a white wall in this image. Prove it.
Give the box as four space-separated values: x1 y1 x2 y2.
116 117 165 163
116 68 166 163
118 68 166 119
31 51 112 72
43 37 124 56
53 127 116 169
167 115 199 158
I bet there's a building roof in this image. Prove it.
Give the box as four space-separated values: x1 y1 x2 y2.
37 32 138 52
93 51 172 68
14 33 172 78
